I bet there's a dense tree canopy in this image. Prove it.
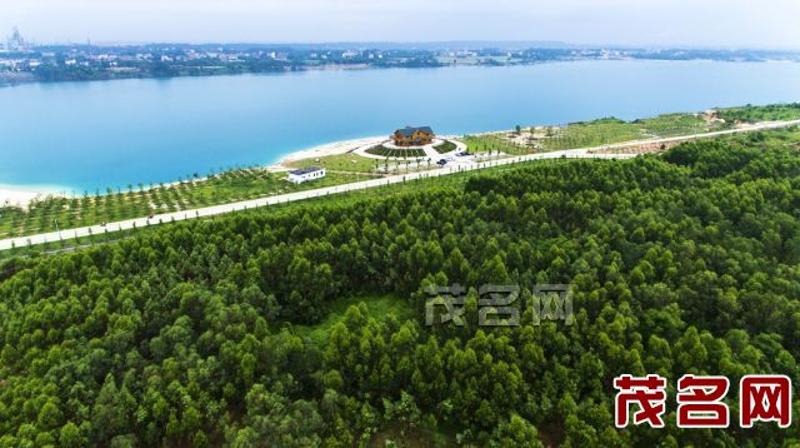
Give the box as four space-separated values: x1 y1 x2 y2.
1 139 799 446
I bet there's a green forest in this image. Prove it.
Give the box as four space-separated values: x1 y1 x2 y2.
1 136 799 446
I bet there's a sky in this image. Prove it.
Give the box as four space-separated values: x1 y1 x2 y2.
3 0 800 49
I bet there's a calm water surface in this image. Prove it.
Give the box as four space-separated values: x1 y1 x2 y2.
1 60 800 193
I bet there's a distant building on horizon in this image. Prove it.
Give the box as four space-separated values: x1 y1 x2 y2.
393 126 434 147
6 27 28 52
288 167 326 184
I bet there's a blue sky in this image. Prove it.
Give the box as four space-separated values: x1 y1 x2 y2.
4 0 800 48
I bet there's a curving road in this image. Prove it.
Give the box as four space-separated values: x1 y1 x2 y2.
2 118 798 252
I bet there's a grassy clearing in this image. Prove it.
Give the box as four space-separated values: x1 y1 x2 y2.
543 117 646 149
285 152 380 173
542 113 723 150
717 103 800 123
369 422 456 447
635 113 717 136
463 135 531 155
466 111 731 153
293 294 415 345
0 169 366 239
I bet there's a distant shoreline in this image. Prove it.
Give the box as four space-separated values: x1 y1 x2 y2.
3 54 800 89
0 63 377 89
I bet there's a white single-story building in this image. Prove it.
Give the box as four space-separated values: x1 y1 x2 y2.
288 167 326 184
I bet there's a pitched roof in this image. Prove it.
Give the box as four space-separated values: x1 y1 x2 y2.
395 126 433 137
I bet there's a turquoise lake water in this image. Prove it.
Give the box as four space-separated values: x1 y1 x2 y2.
1 60 800 193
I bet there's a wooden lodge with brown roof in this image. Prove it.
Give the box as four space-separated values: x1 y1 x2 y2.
392 126 434 146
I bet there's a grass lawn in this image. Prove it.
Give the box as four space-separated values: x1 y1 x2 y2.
635 113 717 136
542 113 724 150
464 112 729 153
293 294 415 345
542 117 647 150
463 135 532 155
285 152 380 173
433 140 457 154
717 103 800 123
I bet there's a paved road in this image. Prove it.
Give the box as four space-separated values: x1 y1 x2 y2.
2 119 798 251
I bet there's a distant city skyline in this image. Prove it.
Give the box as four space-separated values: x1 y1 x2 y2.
3 0 800 49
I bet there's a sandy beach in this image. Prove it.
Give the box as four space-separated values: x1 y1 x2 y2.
269 135 386 170
0 185 61 208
